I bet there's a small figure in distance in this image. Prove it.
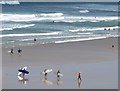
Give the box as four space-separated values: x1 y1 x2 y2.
108 28 110 30
18 48 22 54
44 69 47 77
10 48 14 54
104 28 106 30
34 38 36 42
57 70 60 79
78 72 82 81
112 45 114 48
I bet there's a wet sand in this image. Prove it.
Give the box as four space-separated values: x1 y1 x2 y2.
2 37 118 89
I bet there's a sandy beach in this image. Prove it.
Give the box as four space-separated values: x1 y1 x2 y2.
2 37 118 89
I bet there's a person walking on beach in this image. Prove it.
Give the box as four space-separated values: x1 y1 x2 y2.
44 69 47 77
10 48 14 54
18 48 22 54
57 70 60 78
78 73 82 81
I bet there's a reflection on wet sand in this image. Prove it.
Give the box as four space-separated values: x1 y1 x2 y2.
77 79 82 88
56 78 63 86
42 77 53 85
17 75 29 84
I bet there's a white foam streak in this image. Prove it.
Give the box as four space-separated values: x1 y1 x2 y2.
55 36 107 44
79 10 89 13
69 29 80 32
0 1 20 5
36 13 64 17
0 32 61 38
0 14 117 23
0 24 35 31
0 13 64 22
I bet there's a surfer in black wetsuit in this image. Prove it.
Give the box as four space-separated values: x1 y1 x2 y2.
78 73 81 81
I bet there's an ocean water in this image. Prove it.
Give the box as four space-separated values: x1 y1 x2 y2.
0 2 119 47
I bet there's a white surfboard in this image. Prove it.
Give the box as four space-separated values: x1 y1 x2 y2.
58 73 63 77
22 66 27 70
18 72 22 76
42 69 53 74
17 75 23 80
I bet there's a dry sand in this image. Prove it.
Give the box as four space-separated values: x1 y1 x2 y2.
2 37 118 89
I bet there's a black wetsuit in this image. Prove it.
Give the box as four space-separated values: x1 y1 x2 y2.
78 73 81 80
11 49 13 54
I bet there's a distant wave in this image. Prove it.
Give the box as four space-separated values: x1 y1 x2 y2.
0 0 20 5
35 13 64 17
1 13 64 22
1 14 117 23
0 24 35 31
0 32 61 38
79 10 89 13
76 6 118 12
54 16 118 23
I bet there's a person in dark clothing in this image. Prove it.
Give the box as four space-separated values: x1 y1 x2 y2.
44 69 47 77
112 45 114 48
57 70 60 78
18 48 22 54
10 49 14 54
78 73 82 81
34 38 36 42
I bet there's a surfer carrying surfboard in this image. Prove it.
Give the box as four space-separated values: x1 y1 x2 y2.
56 70 63 80
57 70 60 78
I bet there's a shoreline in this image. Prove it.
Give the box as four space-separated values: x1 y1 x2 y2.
2 36 118 65
1 36 118 48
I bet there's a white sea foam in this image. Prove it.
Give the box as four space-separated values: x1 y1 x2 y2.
79 26 118 31
55 36 107 44
79 10 89 13
0 14 117 23
35 13 64 17
0 0 20 5
0 13 64 22
0 32 61 38
77 33 93 35
55 16 118 23
68 26 118 33
0 24 35 31
69 29 80 32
